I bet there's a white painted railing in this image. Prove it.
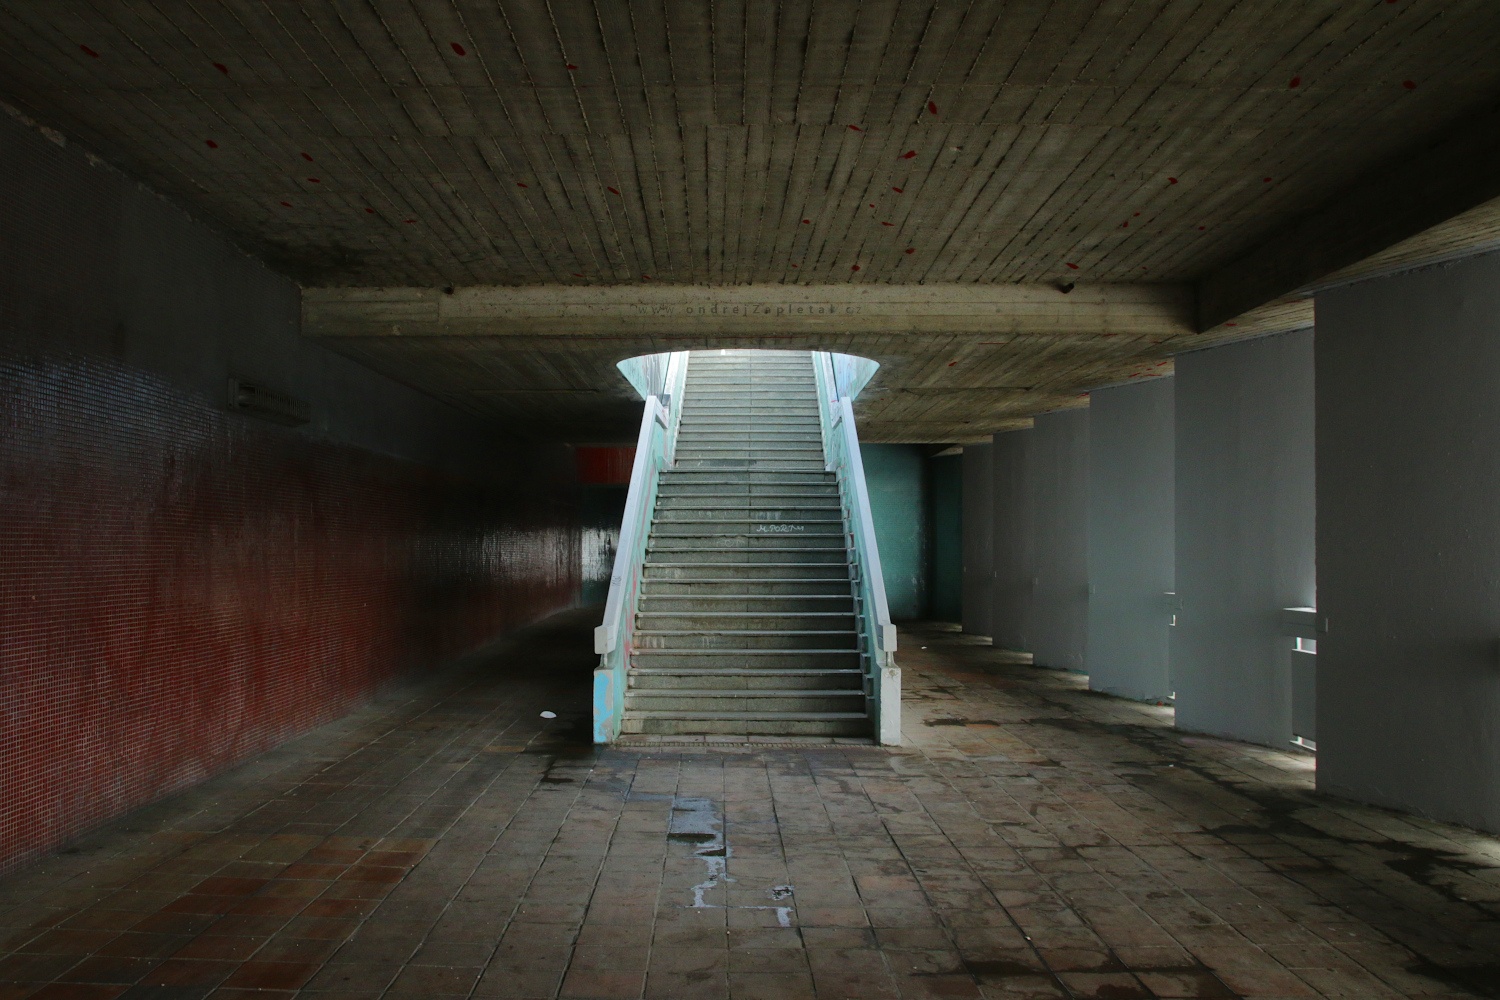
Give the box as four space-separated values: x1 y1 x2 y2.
813 351 901 744
593 351 688 742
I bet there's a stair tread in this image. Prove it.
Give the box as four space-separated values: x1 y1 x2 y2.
641 594 851 600
639 609 853 615
627 711 869 720
636 630 856 637
633 650 864 656
633 668 862 675
644 563 848 568
628 688 863 697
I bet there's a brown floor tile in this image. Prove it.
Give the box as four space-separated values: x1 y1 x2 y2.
218 959 320 990
94 934 190 960
22 985 128 1000
386 964 483 994
55 955 156 985
299 960 402 992
137 957 236 987
298 898 374 919
645 968 730 999
472 963 566 997
559 967 645 998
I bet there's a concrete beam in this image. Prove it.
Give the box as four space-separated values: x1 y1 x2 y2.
1197 101 1500 331
304 283 1195 340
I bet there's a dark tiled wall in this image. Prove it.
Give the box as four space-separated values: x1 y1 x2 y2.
0 107 580 873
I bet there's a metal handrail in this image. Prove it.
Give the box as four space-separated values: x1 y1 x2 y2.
593 351 688 742
813 351 901 744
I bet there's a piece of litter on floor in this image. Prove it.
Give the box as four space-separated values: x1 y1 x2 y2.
539 711 557 719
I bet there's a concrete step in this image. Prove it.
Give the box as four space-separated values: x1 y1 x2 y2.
656 495 842 509
642 562 851 580
619 713 871 737
685 389 816 398
675 431 828 443
681 413 819 420
632 648 862 669
673 466 828 475
644 551 847 566
675 451 826 463
636 611 857 631
638 594 855 613
657 487 841 500
640 578 852 595
651 521 845 537
681 410 822 419
625 691 866 713
654 510 842 525
648 536 846 553
662 467 832 477
678 446 822 458
673 458 826 468
629 668 863 690
633 629 858 650
686 371 813 376
681 403 817 411
654 521 852 536
658 479 837 491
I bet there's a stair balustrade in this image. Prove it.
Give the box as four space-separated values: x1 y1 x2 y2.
593 351 689 742
813 352 902 744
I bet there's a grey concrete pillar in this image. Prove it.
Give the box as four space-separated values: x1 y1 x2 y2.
1173 331 1315 748
990 429 1035 652
1086 380 1175 701
1030 410 1090 671
1317 252 1500 833
961 444 994 636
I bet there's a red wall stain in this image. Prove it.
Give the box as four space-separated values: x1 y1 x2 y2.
0 356 579 874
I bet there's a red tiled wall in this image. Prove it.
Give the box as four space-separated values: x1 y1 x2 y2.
575 446 637 485
0 353 580 874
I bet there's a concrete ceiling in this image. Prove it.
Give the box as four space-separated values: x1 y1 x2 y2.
3 1 1499 442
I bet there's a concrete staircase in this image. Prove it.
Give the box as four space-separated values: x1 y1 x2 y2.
622 350 871 737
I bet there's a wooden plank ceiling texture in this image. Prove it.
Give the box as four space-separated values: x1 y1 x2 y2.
1 1 1498 442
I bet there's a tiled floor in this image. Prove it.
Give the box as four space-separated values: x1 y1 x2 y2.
2 611 1499 1000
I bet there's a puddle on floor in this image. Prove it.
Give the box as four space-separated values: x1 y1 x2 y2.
669 795 793 926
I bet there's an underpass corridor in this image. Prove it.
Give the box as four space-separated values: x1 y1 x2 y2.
1 610 1496 1000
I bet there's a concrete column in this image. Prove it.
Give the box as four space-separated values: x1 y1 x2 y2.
960 444 993 635
1173 331 1315 747
1086 380 1175 701
1316 253 1500 833
990 429 1035 651
1030 410 1090 671
928 454 963 622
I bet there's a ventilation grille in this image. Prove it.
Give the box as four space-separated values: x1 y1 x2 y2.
228 377 310 426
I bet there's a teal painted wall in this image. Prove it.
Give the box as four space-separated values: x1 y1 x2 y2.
928 454 963 622
860 444 929 620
